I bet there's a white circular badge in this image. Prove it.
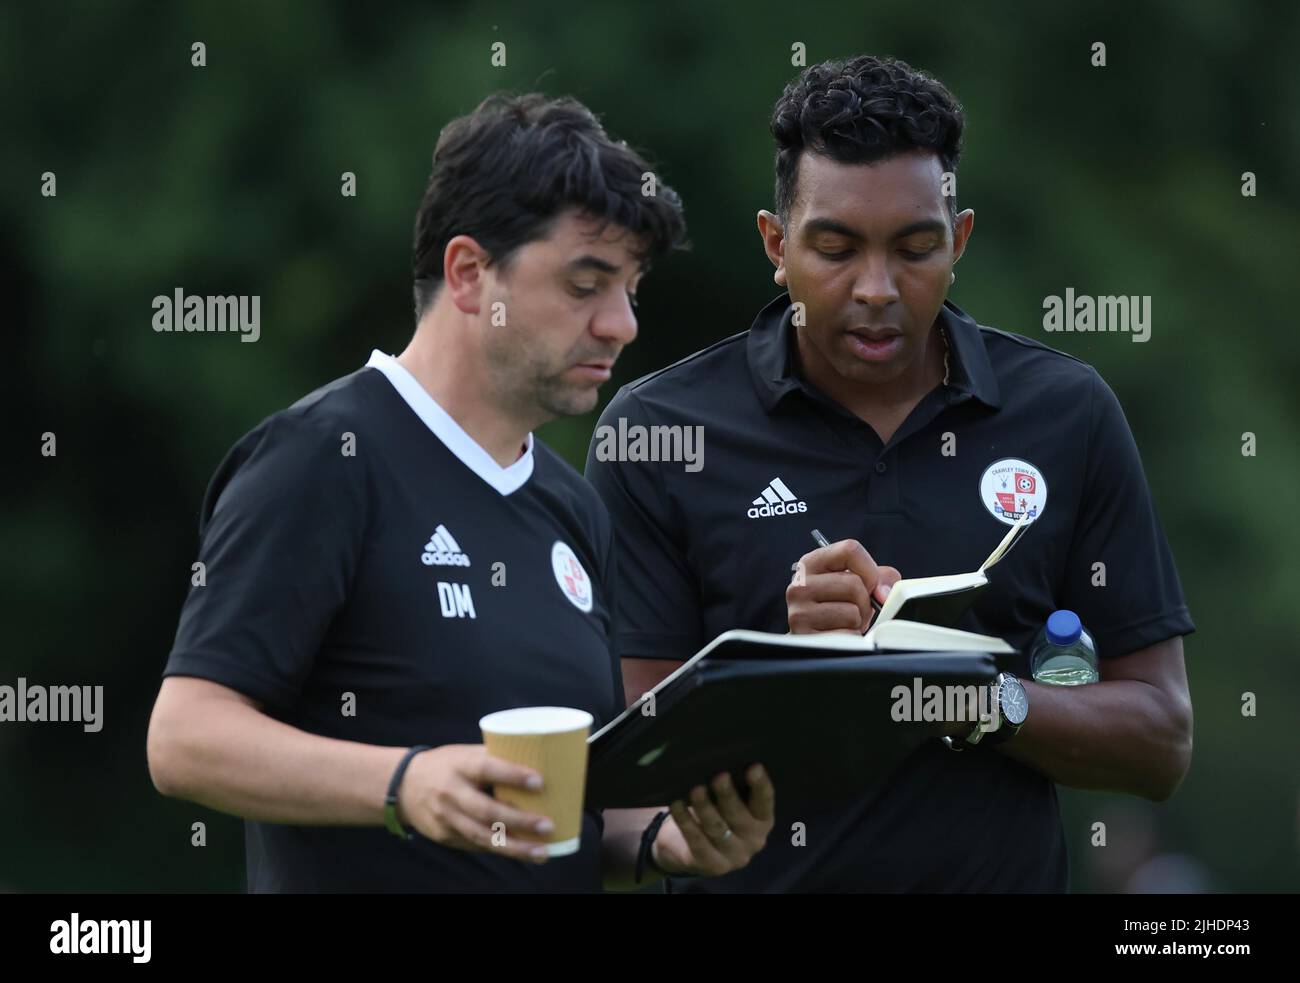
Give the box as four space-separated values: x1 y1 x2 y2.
551 541 593 612
979 458 1048 526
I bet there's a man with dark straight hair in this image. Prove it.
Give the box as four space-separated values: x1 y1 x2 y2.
587 55 1194 892
148 92 774 892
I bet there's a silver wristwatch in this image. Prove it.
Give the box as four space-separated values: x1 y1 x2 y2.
942 673 1028 751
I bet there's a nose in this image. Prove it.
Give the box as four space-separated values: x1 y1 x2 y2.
590 291 639 348
852 251 900 309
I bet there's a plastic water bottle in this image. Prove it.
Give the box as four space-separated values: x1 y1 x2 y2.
1029 610 1099 685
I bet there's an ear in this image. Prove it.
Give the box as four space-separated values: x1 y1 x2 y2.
443 235 491 316
756 210 788 287
951 208 975 267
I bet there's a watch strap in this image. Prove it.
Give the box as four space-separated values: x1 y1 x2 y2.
942 675 1023 750
975 674 1026 748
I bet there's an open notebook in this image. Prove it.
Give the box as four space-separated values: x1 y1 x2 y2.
866 509 1034 639
593 628 1011 749
586 630 1006 809
583 518 1032 808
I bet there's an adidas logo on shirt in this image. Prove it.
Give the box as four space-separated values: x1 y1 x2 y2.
747 477 808 518
421 524 471 567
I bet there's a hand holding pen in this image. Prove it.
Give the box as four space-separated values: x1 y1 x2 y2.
786 529 901 635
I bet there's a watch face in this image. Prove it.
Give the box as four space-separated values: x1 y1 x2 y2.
1001 676 1029 725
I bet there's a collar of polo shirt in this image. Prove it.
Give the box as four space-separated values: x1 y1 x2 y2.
746 293 1002 414
365 349 535 496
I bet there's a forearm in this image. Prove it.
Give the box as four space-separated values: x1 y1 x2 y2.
994 679 1192 800
148 686 408 826
600 806 667 891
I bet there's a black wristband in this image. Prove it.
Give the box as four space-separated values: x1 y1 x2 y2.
635 809 703 887
384 745 432 840
634 810 672 885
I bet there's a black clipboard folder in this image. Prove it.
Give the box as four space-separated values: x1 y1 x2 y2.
586 629 1008 811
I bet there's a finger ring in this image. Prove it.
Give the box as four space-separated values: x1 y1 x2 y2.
720 828 733 842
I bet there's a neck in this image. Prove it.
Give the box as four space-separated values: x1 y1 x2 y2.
396 308 531 468
796 318 947 422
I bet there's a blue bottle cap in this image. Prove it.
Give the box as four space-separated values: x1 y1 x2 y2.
1046 609 1082 646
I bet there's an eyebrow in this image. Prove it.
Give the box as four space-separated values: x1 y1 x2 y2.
566 255 620 275
802 217 948 241
566 250 650 278
565 255 647 276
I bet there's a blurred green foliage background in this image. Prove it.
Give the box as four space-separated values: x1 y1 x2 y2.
2 0 1297 891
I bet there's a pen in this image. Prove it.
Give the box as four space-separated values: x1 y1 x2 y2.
811 529 883 616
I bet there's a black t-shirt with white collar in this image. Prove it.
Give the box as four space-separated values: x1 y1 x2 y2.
165 350 623 892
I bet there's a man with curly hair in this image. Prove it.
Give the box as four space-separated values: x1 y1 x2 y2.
586 55 1194 892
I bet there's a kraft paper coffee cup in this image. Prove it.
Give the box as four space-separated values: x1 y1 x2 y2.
479 706 593 857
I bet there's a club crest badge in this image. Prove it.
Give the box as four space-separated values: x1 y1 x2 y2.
551 541 593 613
979 458 1047 526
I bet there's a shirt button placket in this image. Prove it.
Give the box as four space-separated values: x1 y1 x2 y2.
866 453 900 512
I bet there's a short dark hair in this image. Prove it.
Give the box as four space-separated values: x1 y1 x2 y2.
770 55 965 225
411 92 688 319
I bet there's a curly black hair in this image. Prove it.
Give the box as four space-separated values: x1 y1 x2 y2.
412 92 688 319
770 55 965 225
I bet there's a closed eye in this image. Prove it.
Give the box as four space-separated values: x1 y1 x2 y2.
570 284 639 308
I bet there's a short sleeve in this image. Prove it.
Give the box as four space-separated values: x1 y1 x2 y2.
599 522 627 712
1057 371 1195 658
163 411 367 711
584 388 705 662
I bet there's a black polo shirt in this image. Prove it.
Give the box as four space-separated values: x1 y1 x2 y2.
164 350 623 893
584 293 1195 893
